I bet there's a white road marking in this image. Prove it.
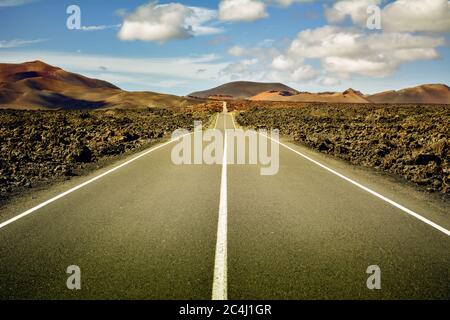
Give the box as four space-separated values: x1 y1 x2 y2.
263 135 450 237
0 134 190 230
212 112 228 300
214 113 220 130
231 113 237 129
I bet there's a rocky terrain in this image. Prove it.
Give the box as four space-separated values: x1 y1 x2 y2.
236 103 450 195
0 106 217 204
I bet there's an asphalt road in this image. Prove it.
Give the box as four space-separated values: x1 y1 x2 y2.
0 110 449 300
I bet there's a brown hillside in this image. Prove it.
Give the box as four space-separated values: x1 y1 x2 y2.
189 81 298 100
250 88 370 103
0 61 202 110
367 84 450 104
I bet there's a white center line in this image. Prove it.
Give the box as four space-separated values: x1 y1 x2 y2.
212 113 228 300
263 134 450 237
213 112 220 130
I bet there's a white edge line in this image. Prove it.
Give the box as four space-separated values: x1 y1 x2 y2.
0 134 191 230
230 113 237 130
262 134 450 237
214 112 220 130
212 115 228 300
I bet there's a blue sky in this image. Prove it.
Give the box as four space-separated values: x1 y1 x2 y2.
0 0 449 95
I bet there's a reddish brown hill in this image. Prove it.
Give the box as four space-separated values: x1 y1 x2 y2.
0 61 202 110
250 88 370 103
0 60 119 90
367 84 450 104
189 81 298 100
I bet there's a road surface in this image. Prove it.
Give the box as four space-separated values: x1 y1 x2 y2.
0 109 449 300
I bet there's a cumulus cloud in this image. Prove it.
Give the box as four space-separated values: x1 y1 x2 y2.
317 76 341 87
382 0 450 33
222 42 319 83
219 0 268 22
272 54 295 71
326 0 450 33
185 6 223 36
325 0 375 23
218 0 315 22
221 22 445 84
221 58 262 80
287 26 445 77
118 2 223 42
289 26 366 59
325 0 381 25
276 64 319 82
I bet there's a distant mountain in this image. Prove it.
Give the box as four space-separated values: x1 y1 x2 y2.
0 61 202 110
250 88 370 103
367 84 450 104
189 81 298 100
2 62 448 109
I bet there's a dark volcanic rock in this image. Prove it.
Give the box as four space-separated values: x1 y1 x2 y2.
0 106 215 203
72 145 92 163
236 103 450 194
414 153 441 165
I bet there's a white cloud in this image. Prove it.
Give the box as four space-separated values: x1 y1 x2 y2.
323 56 393 77
0 39 45 48
272 54 296 71
221 58 262 80
218 0 314 22
326 0 450 33
222 43 277 80
118 2 222 42
228 45 247 56
221 22 446 84
325 0 381 25
258 38 275 47
222 42 319 83
382 0 450 33
228 43 280 58
367 32 445 52
80 24 121 32
317 76 341 87
0 0 34 7
286 26 445 78
288 26 366 59
219 0 268 22
269 0 317 6
290 64 320 81
185 6 223 36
